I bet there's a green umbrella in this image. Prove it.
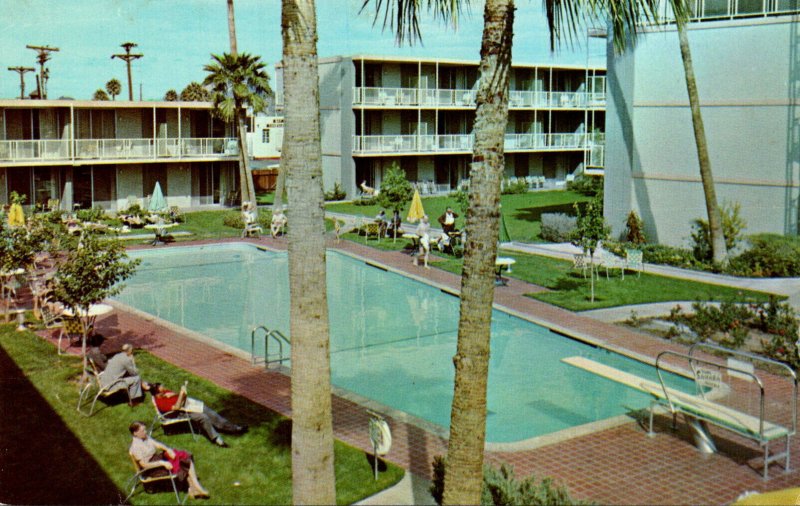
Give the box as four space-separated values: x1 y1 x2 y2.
148 181 167 213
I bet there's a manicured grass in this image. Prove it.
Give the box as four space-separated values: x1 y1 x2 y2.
326 190 591 242
433 250 780 311
0 327 403 505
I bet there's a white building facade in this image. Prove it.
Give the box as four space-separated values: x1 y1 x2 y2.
604 2 799 246
277 55 606 198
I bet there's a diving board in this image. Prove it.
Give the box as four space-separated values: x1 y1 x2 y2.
562 355 795 480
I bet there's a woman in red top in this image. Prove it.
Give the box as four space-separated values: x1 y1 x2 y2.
145 382 247 447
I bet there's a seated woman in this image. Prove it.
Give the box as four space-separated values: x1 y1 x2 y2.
270 208 287 238
128 421 209 499
386 210 403 238
145 382 247 447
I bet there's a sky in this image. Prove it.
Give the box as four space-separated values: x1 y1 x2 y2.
1 0 606 101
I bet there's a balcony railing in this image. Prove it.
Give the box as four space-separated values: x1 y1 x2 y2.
654 0 800 21
353 133 600 154
0 137 238 164
353 87 606 108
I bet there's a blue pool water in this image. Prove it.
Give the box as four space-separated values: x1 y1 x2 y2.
116 243 689 443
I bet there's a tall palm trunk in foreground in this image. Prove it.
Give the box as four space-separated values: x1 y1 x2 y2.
676 17 727 264
281 0 336 503
444 1 514 504
226 0 256 205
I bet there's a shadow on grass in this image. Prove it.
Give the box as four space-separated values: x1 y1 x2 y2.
0 345 123 504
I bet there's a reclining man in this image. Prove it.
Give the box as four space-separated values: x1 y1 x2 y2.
145 381 247 447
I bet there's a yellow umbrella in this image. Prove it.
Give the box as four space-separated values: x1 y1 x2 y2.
406 188 425 223
7 203 24 227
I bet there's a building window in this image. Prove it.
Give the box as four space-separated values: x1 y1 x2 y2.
262 129 270 143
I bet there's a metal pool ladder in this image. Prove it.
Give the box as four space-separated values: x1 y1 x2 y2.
251 326 290 368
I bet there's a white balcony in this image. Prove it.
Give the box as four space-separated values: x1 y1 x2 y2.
353 133 600 155
0 137 238 164
353 87 606 109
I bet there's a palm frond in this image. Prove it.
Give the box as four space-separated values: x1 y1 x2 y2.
360 0 466 46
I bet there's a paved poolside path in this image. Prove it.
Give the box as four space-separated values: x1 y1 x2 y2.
49 234 800 505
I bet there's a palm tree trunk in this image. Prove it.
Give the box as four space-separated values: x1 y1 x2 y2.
227 0 238 55
676 18 727 264
443 1 514 504
273 167 286 211
237 112 257 205
281 0 336 504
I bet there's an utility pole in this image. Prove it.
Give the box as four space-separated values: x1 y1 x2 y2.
111 42 143 101
25 44 59 99
7 66 35 99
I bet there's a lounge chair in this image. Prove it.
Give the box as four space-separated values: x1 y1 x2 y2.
625 248 644 277
125 452 186 504
149 395 197 441
76 358 132 416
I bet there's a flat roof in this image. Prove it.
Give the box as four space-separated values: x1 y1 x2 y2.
280 54 605 72
0 99 214 109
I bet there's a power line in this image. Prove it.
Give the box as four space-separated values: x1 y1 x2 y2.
25 44 59 99
7 66 35 99
111 42 143 101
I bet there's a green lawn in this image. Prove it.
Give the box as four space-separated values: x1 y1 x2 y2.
0 327 403 505
326 190 591 242
433 250 780 311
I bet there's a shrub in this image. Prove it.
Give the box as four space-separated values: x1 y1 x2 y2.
638 243 702 269
540 213 577 242
76 206 107 222
223 211 244 229
686 300 751 348
324 182 347 201
501 178 528 195
429 456 583 506
376 164 414 212
691 201 747 262
354 196 378 206
625 210 646 245
567 175 603 196
756 297 799 369
726 234 800 277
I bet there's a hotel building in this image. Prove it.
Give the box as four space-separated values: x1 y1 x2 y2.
604 1 800 245
0 99 242 210
277 55 606 197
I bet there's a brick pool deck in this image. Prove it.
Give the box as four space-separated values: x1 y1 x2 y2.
59 235 800 505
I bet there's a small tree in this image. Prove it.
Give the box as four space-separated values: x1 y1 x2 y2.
164 89 178 101
93 89 109 101
0 226 39 321
375 164 413 240
106 78 122 101
51 233 140 377
571 195 610 302
625 210 646 245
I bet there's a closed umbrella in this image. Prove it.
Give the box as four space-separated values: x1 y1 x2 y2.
148 181 167 213
406 188 425 223
7 203 24 227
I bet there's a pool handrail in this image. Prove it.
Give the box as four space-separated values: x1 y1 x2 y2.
686 341 798 438
251 325 291 368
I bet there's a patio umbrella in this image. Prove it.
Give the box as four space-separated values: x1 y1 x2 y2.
7 203 24 227
148 181 167 213
406 188 425 223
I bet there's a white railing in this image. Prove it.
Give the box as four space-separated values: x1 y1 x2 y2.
653 0 799 21
0 139 72 161
0 137 238 163
353 87 606 108
353 133 601 154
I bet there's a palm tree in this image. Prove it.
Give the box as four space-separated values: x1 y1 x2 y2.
363 0 671 503
93 89 109 101
106 78 122 101
675 14 727 264
203 52 271 206
180 81 210 102
281 1 335 503
227 0 238 55
164 89 178 101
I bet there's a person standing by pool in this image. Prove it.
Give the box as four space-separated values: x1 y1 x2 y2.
413 215 431 269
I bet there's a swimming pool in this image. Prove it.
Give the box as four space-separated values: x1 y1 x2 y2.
116 243 690 443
